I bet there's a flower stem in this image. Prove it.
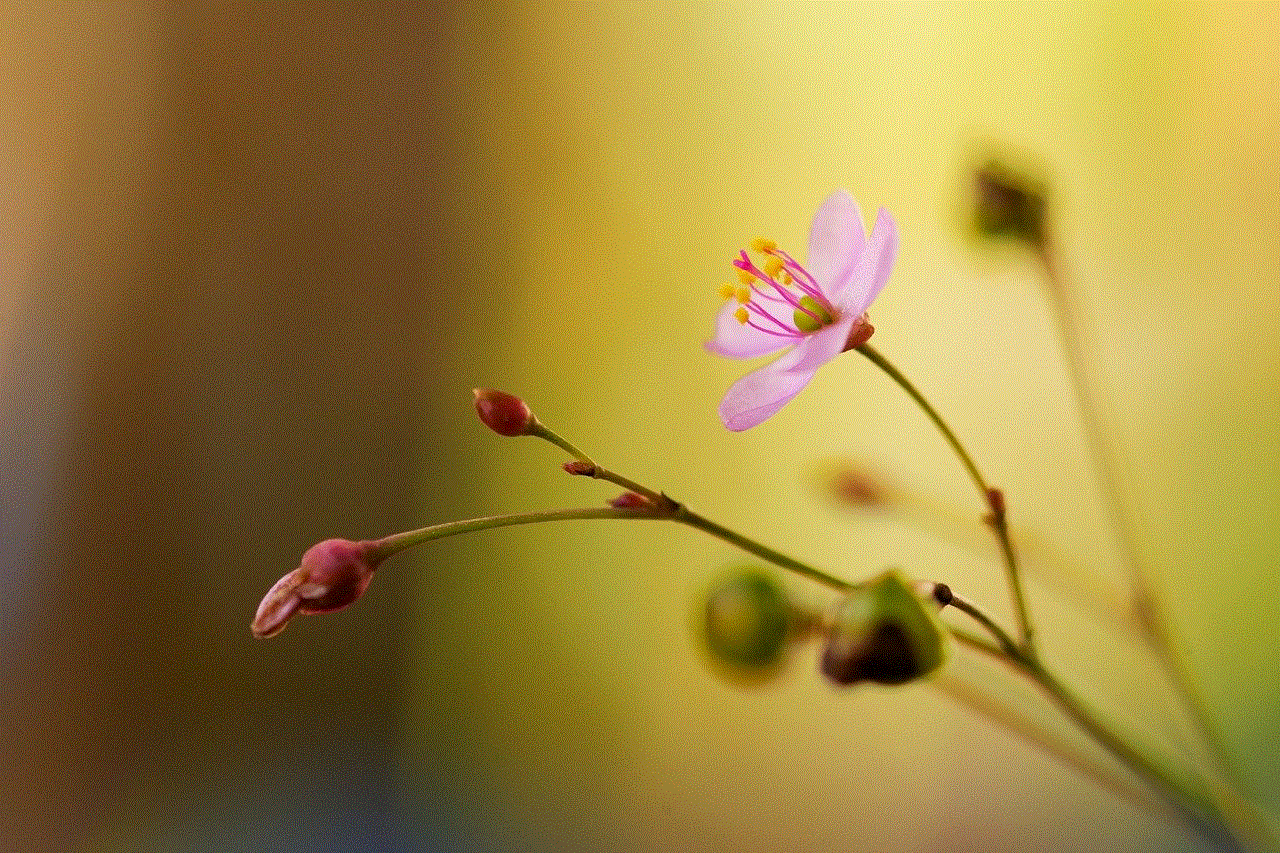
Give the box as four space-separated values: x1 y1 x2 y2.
670 505 854 592
933 674 1174 824
528 420 855 592
946 591 1258 853
527 420 597 467
367 505 665 559
855 342 1034 650
1032 236 1273 853
477 401 1267 850
1034 242 1237 752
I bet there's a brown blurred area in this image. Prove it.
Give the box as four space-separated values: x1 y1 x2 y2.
3 4 481 850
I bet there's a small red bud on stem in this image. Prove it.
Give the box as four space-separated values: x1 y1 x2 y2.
473 389 536 437
607 492 652 508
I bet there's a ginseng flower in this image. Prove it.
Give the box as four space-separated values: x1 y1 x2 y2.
707 190 898 431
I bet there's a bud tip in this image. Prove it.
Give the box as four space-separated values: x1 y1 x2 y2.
473 388 535 437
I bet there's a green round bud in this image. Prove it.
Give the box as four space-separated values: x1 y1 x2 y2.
702 569 792 672
820 571 948 686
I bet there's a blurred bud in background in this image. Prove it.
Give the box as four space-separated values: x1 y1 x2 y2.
700 568 813 684
971 156 1048 248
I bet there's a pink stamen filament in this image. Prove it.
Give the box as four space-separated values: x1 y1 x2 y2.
770 248 825 296
734 253 826 325
741 295 805 335
742 294 798 330
745 318 804 338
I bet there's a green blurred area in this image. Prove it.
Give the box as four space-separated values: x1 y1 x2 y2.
3 3 1277 851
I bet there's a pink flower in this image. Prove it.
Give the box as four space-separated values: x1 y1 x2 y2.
707 191 898 431
251 538 384 638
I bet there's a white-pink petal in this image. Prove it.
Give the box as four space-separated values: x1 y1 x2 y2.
833 207 898 314
718 360 820 432
704 299 797 359
805 190 866 297
773 314 858 374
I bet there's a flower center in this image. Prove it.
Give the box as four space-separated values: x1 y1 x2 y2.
719 237 839 340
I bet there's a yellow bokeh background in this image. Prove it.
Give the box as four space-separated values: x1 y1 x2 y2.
3 3 1276 852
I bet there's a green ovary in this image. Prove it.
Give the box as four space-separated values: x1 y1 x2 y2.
793 296 834 333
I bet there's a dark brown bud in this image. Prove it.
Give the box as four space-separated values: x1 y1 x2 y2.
913 580 953 609
973 159 1047 247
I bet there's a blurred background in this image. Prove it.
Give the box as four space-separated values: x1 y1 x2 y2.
3 2 1277 851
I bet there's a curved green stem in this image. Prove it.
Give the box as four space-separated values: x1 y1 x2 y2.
368 506 663 559
527 420 597 467
479 403 1267 851
533 421 854 591
856 342 1034 651
947 592 1255 853
948 591 1021 657
933 674 1175 824
1022 656 1239 852
671 506 854 592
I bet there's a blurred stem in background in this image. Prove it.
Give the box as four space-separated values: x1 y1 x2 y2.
973 158 1276 852
1033 196 1242 784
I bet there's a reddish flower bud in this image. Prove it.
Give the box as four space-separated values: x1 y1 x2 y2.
830 464 889 508
473 388 535 437
840 315 875 352
985 487 1006 519
608 491 652 508
251 538 384 639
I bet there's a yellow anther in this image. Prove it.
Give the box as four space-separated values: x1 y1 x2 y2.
735 286 751 304
736 268 755 286
751 237 777 254
763 257 784 279
719 282 737 300
734 307 749 324
783 272 793 284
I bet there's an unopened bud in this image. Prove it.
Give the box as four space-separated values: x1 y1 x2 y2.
608 491 652 509
821 571 948 686
252 538 384 639
702 569 793 673
972 159 1047 246
473 388 535 437
985 487 1006 518
831 464 889 508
